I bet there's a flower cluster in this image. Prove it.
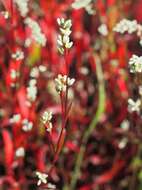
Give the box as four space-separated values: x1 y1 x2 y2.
54 74 75 94
24 18 47 47
128 98 141 114
11 50 24 61
57 18 73 54
113 19 138 34
27 79 38 102
14 0 29 17
113 19 142 46
41 111 53 132
22 118 33 132
128 54 142 73
10 114 21 124
36 171 48 186
30 65 47 78
71 0 94 15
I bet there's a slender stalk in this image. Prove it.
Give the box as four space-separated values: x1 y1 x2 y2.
48 48 71 176
67 54 106 190
64 49 69 116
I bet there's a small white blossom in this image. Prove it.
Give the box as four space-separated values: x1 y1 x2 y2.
25 38 32 47
10 114 21 123
42 111 52 124
39 65 47 72
98 24 108 36
15 147 25 157
30 67 39 78
36 171 48 186
27 79 37 102
22 119 33 131
57 18 73 54
1 11 9 19
14 0 29 17
113 19 138 34
12 50 24 61
71 0 92 9
47 183 56 189
10 69 19 79
128 54 142 73
128 98 141 113
118 138 128 149
41 111 53 132
120 120 130 131
24 18 47 47
85 3 95 15
55 74 75 93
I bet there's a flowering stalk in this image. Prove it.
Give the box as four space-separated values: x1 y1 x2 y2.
40 18 75 184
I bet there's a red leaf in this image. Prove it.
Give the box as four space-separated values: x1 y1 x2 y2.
94 160 125 184
17 87 29 118
2 130 14 172
65 141 79 152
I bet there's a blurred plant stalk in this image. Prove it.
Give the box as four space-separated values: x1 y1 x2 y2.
63 53 106 190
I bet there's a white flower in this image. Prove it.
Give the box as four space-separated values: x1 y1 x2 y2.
36 171 48 186
120 120 130 131
41 111 53 132
24 18 47 47
30 67 39 78
11 50 24 61
85 3 95 15
118 138 128 149
22 119 33 131
25 38 32 47
54 74 75 93
128 54 142 73
113 19 138 34
39 65 47 72
27 79 37 102
98 24 108 36
71 0 92 9
1 11 9 19
10 114 21 123
57 18 73 54
10 69 19 79
128 98 141 113
14 0 29 17
27 85 37 101
47 183 56 189
15 147 25 157
42 111 52 124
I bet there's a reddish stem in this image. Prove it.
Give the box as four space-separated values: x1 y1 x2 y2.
48 48 71 178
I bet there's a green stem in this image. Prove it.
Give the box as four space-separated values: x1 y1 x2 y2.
67 55 106 190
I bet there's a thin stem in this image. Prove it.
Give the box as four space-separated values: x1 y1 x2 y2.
68 54 106 190
60 92 64 117
47 133 55 154
64 49 69 116
48 48 71 177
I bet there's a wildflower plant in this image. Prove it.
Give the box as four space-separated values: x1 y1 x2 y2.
1 0 142 190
